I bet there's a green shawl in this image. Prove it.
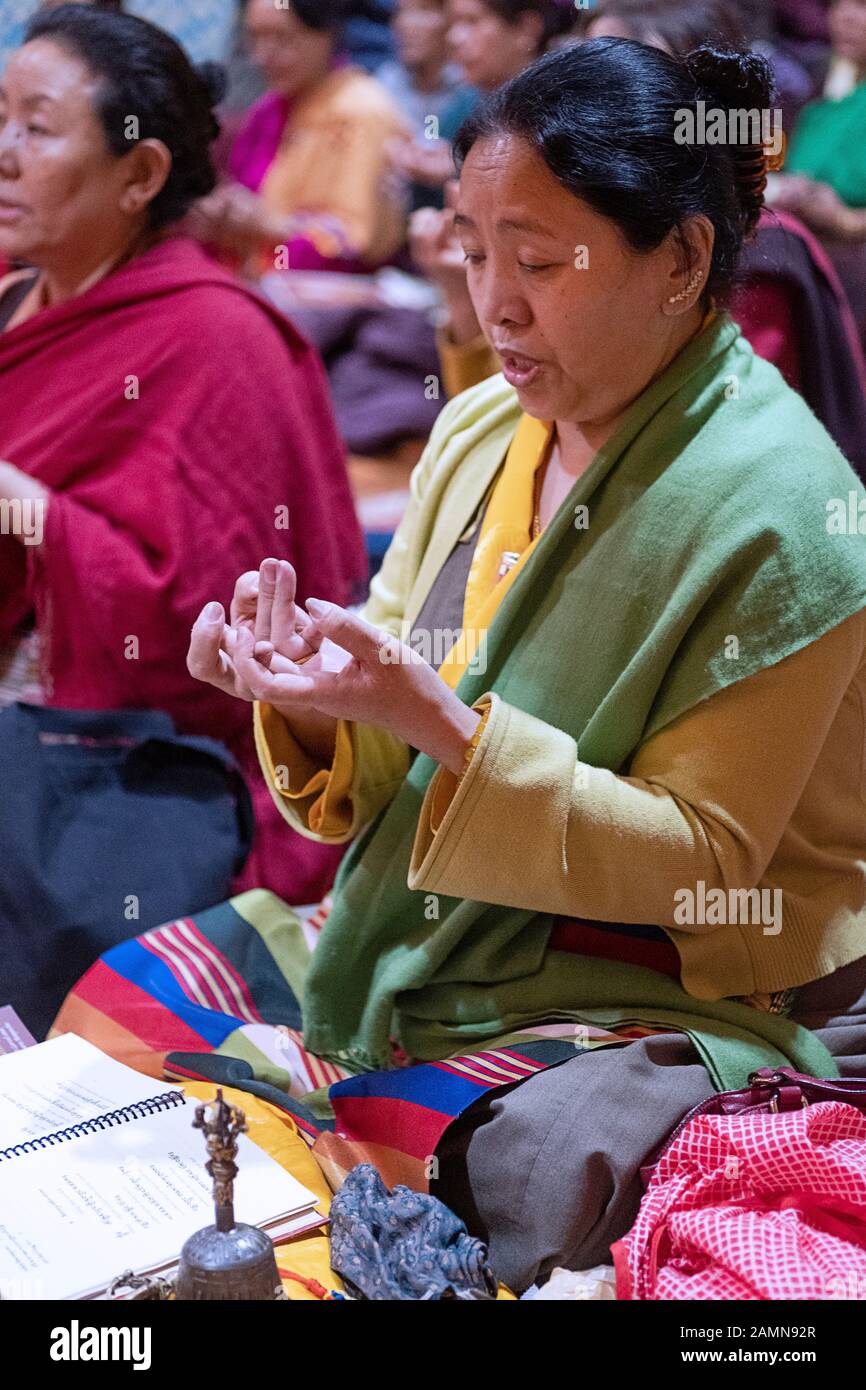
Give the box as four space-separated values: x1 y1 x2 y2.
786 81 866 207
303 314 866 1088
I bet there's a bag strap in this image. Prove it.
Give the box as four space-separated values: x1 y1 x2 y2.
641 1067 866 1186
749 1067 866 1109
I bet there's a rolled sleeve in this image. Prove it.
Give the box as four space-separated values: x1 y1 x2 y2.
409 693 578 900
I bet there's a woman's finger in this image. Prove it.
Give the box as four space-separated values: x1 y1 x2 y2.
230 571 260 630
218 625 256 700
253 641 301 676
254 640 275 670
304 599 389 664
235 636 317 705
296 615 324 654
255 558 278 644
270 560 298 651
187 603 237 694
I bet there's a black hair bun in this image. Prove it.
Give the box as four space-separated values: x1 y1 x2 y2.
684 44 775 111
195 60 227 109
685 45 776 237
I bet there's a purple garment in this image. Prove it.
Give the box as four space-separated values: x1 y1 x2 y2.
739 211 866 480
774 0 831 43
229 91 293 193
827 241 866 361
289 302 442 452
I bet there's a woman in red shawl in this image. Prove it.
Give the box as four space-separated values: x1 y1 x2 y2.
0 5 366 903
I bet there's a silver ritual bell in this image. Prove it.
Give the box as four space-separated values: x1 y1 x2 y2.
175 1089 286 1301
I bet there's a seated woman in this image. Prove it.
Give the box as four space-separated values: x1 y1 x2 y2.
389 0 574 200
415 0 866 472
196 0 409 275
379 0 478 212
771 0 866 338
63 39 866 1292
0 4 366 903
781 0 866 210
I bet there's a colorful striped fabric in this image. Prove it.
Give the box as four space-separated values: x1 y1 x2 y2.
51 889 670 1193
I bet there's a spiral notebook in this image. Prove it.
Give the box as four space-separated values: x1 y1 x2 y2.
0 1033 323 1300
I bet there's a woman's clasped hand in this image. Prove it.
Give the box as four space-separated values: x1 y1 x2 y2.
188 559 481 775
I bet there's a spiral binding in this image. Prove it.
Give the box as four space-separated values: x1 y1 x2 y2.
0 1090 186 1162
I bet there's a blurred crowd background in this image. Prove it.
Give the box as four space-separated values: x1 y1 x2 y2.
3 0 865 488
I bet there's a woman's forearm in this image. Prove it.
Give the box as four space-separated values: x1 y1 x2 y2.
275 686 480 774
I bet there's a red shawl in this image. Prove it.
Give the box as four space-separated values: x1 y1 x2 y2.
0 237 367 902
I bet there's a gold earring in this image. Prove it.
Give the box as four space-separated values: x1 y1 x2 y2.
668 270 705 305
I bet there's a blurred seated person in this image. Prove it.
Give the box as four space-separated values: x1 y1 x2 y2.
195 0 409 275
774 0 835 76
412 0 866 471
380 0 477 210
771 0 866 339
776 0 866 213
0 5 366 902
379 0 476 135
591 0 818 127
389 0 575 199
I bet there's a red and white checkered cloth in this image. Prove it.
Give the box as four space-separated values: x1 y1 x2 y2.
613 1102 866 1300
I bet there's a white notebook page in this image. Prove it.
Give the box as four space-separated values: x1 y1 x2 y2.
0 1099 319 1299
0 1034 178 1151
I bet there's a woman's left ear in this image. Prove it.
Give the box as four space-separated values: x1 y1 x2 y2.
661 215 715 315
118 139 172 218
